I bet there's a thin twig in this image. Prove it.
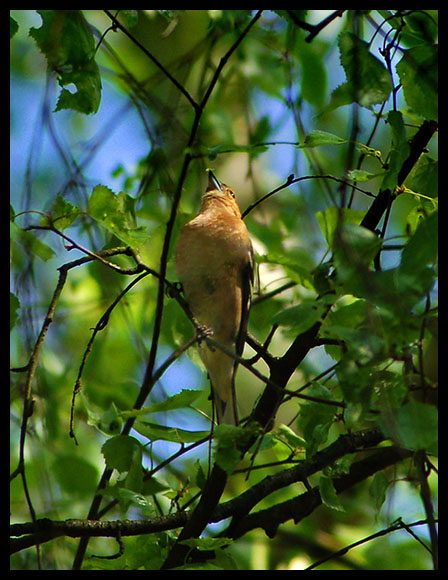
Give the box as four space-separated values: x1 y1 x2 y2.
25 224 142 275
305 518 435 570
69 271 149 444
102 10 199 111
286 10 346 43
242 174 374 218
415 451 438 569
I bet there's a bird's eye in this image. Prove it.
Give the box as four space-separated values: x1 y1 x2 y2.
231 192 236 198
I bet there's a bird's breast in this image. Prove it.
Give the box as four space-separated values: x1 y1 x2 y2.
175 209 252 341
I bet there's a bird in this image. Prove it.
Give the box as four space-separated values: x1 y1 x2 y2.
175 170 254 424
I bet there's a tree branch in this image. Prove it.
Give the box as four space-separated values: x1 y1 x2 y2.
217 427 384 531
227 445 412 540
11 513 189 555
361 120 437 232
286 10 346 43
12 427 413 567
250 320 326 429
11 427 388 557
242 173 374 219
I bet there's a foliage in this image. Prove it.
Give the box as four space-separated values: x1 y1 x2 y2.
10 10 437 570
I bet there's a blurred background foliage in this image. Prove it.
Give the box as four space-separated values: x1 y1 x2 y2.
11 10 437 570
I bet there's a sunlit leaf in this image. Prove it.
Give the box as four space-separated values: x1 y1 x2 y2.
88 185 148 248
397 44 438 121
102 435 142 473
327 31 392 110
30 10 101 114
300 130 347 148
319 475 345 511
134 421 209 444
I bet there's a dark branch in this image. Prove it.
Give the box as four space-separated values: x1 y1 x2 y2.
361 120 437 232
12 428 411 560
227 445 412 540
9 427 383 552
286 10 346 43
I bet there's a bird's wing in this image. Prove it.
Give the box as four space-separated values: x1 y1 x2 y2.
235 243 255 358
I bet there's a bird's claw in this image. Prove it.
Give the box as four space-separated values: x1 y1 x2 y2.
196 324 214 348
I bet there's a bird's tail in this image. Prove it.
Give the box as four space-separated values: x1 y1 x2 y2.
199 342 239 425
214 384 238 425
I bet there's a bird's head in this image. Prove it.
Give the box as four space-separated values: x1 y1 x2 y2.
201 170 241 218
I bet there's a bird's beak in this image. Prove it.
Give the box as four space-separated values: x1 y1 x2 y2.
207 169 223 192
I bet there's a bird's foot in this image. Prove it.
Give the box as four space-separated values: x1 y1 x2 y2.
196 324 214 348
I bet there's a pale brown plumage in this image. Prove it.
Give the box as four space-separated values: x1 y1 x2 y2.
175 170 253 424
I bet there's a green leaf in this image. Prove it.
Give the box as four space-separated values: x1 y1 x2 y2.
194 459 208 490
257 253 314 289
397 44 438 121
83 396 123 436
297 383 337 457
10 222 55 262
315 206 365 246
88 185 148 248
381 111 410 190
101 435 142 473
122 390 203 416
52 454 98 496
29 10 101 114
134 421 209 444
213 424 244 474
30 10 94 67
408 156 438 201
146 389 203 413
199 142 269 160
300 130 347 148
272 301 327 334
273 10 309 25
379 400 438 454
212 424 259 474
121 10 139 29
124 444 144 495
180 537 233 551
334 223 383 267
298 43 327 108
325 325 384 366
55 59 102 115
319 475 345 511
346 267 434 317
10 15 19 39
330 31 392 110
118 488 153 513
347 169 382 182
250 115 271 145
400 210 438 275
277 424 306 449
331 218 435 315
326 82 357 112
369 471 389 513
142 478 171 499
10 292 20 331
313 262 334 295
342 211 437 315
321 298 367 335
44 194 80 230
